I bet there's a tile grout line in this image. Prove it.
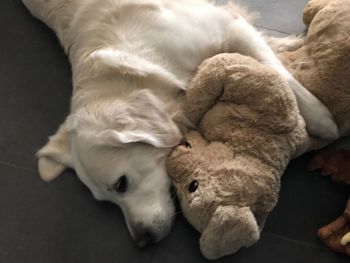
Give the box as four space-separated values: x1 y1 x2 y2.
0 160 36 174
265 231 325 250
255 24 293 35
148 251 155 263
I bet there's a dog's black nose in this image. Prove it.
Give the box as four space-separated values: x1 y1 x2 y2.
136 230 155 247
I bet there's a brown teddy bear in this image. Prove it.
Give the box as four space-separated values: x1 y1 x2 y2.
166 0 350 259
167 53 310 260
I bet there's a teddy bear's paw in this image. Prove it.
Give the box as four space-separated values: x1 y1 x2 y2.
308 149 350 184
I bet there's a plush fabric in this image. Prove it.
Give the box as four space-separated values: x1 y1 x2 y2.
166 0 350 259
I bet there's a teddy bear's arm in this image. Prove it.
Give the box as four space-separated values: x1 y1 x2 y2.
186 56 227 125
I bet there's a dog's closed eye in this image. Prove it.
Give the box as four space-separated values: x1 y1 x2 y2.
114 175 128 193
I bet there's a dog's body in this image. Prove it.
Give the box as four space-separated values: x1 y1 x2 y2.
22 0 338 245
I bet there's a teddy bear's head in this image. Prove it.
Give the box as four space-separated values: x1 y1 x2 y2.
167 53 311 259
167 131 279 259
168 130 280 229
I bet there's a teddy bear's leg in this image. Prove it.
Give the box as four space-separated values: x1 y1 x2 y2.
222 15 338 140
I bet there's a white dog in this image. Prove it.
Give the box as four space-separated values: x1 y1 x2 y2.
22 0 338 246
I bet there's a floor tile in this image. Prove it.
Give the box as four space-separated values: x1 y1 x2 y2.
0 0 72 170
216 0 308 34
257 27 289 38
264 140 350 244
234 0 309 34
151 225 349 263
0 164 154 263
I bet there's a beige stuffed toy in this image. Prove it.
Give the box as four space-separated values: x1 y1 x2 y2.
166 0 350 260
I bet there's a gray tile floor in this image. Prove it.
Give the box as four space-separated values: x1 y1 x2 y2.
1 0 349 262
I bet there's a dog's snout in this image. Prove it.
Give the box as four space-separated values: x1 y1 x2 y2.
135 229 155 247
125 194 175 246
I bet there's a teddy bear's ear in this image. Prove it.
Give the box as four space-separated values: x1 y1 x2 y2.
199 205 260 260
303 0 328 26
166 131 207 183
185 55 227 125
185 131 208 148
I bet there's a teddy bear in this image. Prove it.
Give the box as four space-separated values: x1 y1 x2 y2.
166 0 350 259
166 53 310 260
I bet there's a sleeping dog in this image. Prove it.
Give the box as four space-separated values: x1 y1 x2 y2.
22 0 338 246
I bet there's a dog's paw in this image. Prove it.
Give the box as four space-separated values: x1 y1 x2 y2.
308 149 350 184
293 83 339 140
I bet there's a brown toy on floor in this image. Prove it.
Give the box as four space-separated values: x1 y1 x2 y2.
309 149 350 255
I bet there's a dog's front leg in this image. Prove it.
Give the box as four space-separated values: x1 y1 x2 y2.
223 16 338 140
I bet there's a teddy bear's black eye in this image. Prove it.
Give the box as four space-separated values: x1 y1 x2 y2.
188 180 198 193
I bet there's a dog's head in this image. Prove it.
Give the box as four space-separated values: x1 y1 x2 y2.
37 88 183 246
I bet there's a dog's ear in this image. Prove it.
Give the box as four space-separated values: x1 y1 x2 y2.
37 123 72 182
199 205 260 260
69 89 183 148
89 47 185 90
99 89 183 148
